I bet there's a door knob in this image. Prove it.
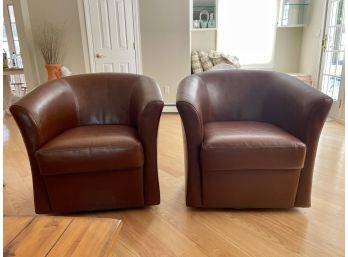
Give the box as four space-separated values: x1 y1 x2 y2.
96 53 105 58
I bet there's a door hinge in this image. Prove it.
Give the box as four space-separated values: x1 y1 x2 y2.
322 34 328 51
339 99 342 108
133 42 136 50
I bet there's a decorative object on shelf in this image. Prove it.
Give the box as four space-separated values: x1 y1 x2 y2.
45 64 62 81
60 66 72 77
3 49 8 68
34 21 66 81
193 20 200 29
192 0 217 30
208 13 216 28
199 10 209 28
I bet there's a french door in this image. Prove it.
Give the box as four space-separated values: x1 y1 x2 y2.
319 0 345 121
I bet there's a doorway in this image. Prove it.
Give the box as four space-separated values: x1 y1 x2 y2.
319 0 345 121
84 0 141 73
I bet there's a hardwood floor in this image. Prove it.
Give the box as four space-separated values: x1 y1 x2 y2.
3 114 344 257
4 216 122 256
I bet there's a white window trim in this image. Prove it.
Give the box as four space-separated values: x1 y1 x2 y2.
3 0 16 55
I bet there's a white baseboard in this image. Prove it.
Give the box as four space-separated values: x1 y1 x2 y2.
163 105 178 113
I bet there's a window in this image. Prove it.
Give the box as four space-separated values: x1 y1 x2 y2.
3 2 22 67
3 0 27 97
3 20 10 58
217 0 277 67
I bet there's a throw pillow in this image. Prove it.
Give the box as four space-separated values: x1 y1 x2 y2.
222 54 241 68
199 51 213 71
208 50 224 66
191 50 203 74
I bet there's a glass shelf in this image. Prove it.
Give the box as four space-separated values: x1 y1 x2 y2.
284 3 309 5
191 28 217 32
283 0 309 3
278 0 310 27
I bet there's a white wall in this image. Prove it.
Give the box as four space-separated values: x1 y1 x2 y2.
274 27 303 73
191 30 216 51
25 0 86 84
299 0 326 87
139 0 191 104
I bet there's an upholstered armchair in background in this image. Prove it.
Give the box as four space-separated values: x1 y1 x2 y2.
177 70 332 208
10 73 163 214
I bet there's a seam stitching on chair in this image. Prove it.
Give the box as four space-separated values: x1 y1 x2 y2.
37 145 143 153
177 101 204 136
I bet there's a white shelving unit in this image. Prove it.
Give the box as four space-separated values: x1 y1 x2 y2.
191 28 217 31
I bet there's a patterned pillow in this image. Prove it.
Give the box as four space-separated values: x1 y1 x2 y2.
191 50 203 74
208 50 224 65
199 51 213 71
222 54 241 68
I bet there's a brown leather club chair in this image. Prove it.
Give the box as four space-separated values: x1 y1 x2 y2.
10 73 164 214
176 70 332 208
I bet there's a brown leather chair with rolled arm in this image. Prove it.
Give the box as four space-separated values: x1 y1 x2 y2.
10 73 163 214
176 70 332 208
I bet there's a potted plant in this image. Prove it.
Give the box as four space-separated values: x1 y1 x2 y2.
35 22 65 81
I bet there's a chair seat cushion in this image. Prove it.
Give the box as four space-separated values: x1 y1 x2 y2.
36 125 144 175
201 121 306 171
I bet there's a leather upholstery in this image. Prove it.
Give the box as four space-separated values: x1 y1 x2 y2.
177 70 332 208
202 121 306 171
10 73 163 213
36 125 144 175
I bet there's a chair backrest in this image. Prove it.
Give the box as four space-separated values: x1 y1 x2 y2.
197 69 275 122
63 73 144 126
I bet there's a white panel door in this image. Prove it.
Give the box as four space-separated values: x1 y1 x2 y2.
87 0 137 73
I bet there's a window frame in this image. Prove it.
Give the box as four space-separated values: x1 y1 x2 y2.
3 0 17 56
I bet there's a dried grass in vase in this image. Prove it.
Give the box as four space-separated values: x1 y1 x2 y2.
34 22 65 64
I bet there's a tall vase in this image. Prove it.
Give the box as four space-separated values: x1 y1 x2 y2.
45 64 61 81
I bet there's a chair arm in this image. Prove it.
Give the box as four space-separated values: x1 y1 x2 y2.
264 73 333 206
10 79 78 152
9 79 78 213
130 75 164 205
176 75 210 207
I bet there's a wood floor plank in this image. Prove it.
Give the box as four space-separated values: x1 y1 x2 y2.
3 114 344 256
110 240 141 257
4 216 73 257
3 216 35 247
47 218 122 257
